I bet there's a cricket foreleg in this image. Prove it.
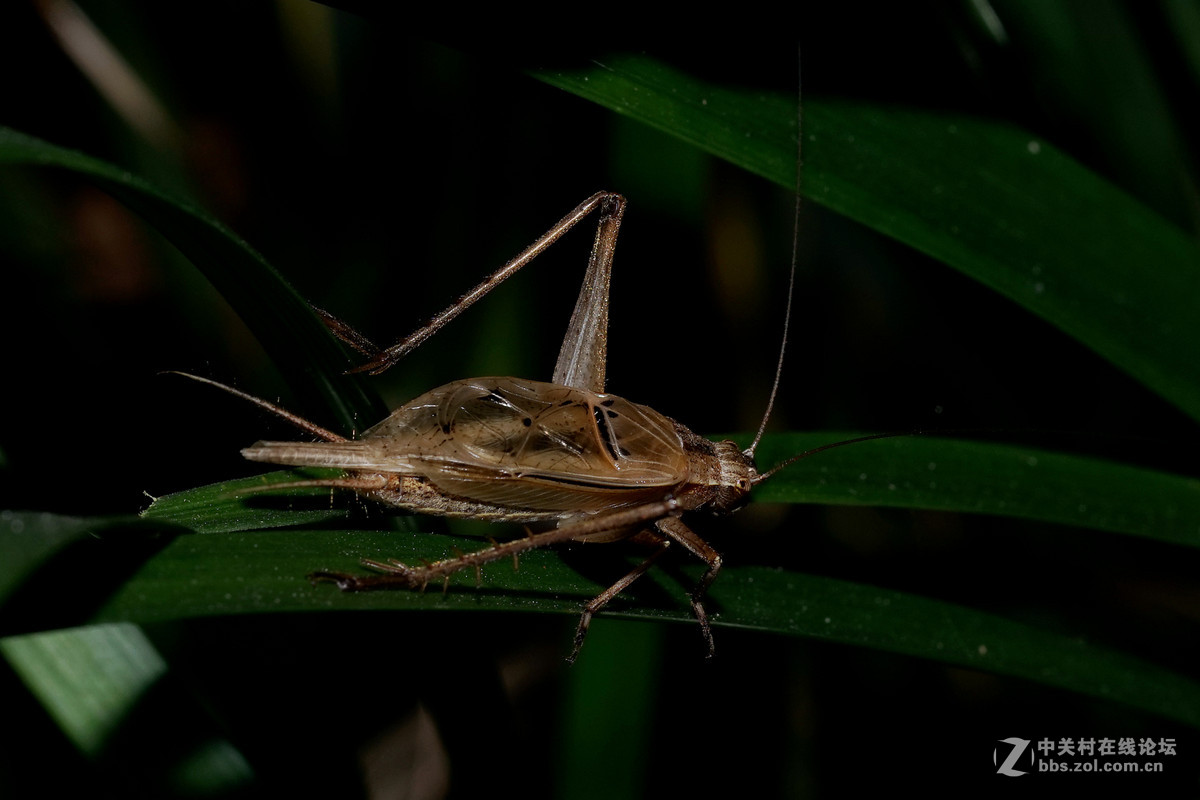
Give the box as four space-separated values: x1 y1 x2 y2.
568 537 671 664
655 517 723 658
309 498 679 592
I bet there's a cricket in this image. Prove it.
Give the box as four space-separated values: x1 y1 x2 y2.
183 87 886 661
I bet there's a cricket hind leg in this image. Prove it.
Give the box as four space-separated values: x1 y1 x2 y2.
307 526 580 593
310 497 678 590
311 192 625 378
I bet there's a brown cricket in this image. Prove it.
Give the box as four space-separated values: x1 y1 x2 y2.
186 189 847 662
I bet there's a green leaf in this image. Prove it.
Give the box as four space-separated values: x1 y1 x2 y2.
2 519 1193 728
713 567 1200 729
0 126 380 432
755 434 1200 549
534 55 1200 424
141 469 356 534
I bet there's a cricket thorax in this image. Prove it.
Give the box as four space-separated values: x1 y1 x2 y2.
672 424 758 514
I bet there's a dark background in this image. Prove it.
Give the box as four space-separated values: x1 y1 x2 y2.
1 1 1199 797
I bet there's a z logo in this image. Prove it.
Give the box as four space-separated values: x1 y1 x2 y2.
994 737 1033 776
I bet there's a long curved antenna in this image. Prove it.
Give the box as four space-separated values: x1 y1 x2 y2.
754 431 921 485
747 50 803 458
163 372 347 443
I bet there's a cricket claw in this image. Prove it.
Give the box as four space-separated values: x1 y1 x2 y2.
566 614 592 665
308 570 365 591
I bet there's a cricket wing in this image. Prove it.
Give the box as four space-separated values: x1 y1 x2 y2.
242 378 690 513
363 378 690 511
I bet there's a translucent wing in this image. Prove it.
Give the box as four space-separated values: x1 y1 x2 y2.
243 377 689 513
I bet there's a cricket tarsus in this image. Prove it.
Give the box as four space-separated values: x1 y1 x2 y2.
311 306 378 358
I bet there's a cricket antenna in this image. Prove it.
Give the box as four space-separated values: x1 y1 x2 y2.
753 431 920 485
747 49 802 459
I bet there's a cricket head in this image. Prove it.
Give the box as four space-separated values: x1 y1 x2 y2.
676 428 757 514
710 439 758 512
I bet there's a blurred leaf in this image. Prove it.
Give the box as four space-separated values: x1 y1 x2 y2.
0 126 381 432
534 55 1200 424
994 1 1195 224
0 619 253 793
0 511 97 605
0 623 166 756
0 511 181 608
1166 0 1200 87
559 620 662 800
